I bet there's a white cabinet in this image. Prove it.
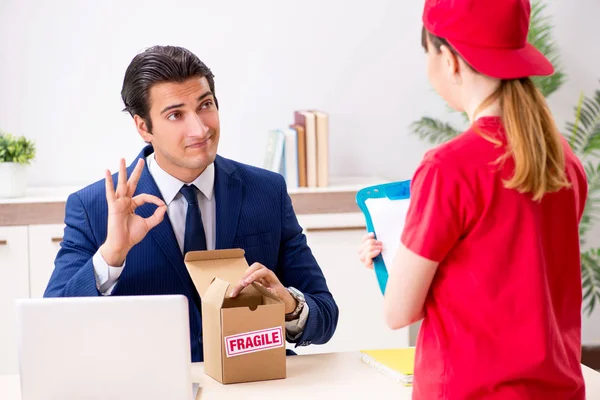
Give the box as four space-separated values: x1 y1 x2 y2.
0 224 63 374
28 224 64 298
293 213 415 355
0 226 30 375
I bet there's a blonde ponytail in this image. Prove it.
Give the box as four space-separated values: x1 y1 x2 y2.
476 78 570 201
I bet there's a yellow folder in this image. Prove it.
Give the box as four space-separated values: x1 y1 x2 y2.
359 347 415 385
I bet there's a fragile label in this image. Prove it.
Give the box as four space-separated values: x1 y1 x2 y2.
224 326 284 357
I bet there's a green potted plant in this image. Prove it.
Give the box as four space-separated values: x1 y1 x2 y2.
567 84 600 316
0 132 36 198
409 0 600 315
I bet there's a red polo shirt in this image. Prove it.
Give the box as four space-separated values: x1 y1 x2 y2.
401 116 587 399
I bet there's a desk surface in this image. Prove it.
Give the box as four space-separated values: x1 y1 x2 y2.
2 352 600 399
190 352 411 399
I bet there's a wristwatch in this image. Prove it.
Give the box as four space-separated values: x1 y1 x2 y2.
285 287 306 321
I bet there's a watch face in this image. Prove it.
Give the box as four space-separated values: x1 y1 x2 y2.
289 287 305 302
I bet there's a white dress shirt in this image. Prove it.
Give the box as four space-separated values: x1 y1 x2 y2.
92 153 308 338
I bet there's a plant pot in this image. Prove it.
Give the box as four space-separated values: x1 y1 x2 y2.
0 162 28 198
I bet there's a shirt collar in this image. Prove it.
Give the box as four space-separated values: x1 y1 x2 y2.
146 153 215 205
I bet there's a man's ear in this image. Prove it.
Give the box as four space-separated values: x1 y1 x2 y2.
134 115 152 143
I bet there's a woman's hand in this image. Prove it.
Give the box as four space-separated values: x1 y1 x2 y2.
358 232 383 269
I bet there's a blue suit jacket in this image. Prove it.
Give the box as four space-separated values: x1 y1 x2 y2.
44 145 339 362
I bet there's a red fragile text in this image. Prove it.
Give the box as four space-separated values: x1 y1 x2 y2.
225 327 284 357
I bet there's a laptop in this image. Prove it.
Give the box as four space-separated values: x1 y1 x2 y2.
15 295 195 400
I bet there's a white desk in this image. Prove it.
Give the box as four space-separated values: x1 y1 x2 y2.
2 352 600 399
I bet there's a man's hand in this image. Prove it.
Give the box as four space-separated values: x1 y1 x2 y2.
99 158 167 266
229 263 297 314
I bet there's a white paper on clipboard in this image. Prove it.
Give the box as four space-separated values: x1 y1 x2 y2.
364 197 411 272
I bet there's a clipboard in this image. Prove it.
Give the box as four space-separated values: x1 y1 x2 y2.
355 180 411 295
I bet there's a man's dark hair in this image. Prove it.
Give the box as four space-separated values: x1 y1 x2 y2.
120 45 218 132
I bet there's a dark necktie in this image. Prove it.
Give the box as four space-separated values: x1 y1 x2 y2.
179 184 207 254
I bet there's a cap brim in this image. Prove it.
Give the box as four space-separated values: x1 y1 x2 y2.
447 40 555 79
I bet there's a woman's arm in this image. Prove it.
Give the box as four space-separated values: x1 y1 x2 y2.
383 244 439 329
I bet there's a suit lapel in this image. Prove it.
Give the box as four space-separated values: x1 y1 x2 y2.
130 146 186 280
214 156 243 249
128 150 243 295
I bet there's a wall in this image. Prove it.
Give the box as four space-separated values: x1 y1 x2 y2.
0 0 598 342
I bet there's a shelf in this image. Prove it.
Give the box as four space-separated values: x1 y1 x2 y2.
287 177 388 194
0 186 83 205
0 177 388 226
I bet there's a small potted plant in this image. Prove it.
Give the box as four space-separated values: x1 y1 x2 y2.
0 131 36 198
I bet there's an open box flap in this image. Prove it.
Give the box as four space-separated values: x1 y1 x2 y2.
202 277 231 308
184 249 248 297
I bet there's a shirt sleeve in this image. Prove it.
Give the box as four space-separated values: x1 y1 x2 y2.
285 300 310 341
92 251 125 296
401 160 466 263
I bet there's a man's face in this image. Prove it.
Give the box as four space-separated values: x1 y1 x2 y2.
136 76 220 181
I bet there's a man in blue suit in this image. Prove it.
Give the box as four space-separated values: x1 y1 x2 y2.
44 45 339 362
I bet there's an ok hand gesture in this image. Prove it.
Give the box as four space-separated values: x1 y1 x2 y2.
99 158 167 266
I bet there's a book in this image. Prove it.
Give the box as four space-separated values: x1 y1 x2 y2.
263 108 329 189
294 111 318 188
359 347 415 386
282 127 299 189
289 123 307 187
311 110 329 187
263 130 285 173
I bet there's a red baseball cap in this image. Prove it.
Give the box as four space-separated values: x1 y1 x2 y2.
422 0 555 79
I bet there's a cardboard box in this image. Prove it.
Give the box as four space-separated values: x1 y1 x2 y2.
184 249 286 384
